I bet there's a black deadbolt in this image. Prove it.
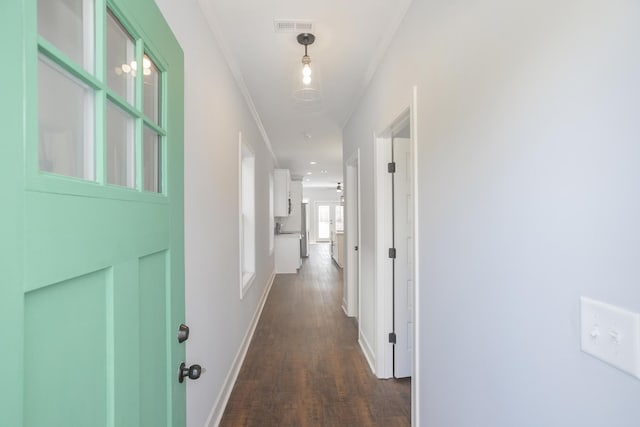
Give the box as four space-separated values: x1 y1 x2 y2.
177 323 190 343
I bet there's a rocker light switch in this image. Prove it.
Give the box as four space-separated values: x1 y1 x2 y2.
580 297 640 379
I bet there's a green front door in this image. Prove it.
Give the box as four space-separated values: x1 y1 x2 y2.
0 0 185 426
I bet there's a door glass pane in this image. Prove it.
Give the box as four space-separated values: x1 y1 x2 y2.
318 205 330 240
106 11 136 104
38 0 93 71
143 127 161 193
143 54 160 124
106 102 135 188
39 56 94 180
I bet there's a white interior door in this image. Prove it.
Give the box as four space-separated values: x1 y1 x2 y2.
393 137 413 378
345 155 360 319
354 171 360 321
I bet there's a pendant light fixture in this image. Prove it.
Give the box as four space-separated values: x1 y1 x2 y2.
336 182 343 193
297 33 315 86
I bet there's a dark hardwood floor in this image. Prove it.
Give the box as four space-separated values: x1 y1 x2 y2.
220 243 411 426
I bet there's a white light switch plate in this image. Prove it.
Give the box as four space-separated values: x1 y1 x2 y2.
580 297 640 379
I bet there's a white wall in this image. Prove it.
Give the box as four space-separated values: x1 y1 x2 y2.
155 2 276 426
344 0 640 425
303 187 342 243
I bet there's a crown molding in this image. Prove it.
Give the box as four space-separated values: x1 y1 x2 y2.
340 0 414 130
196 0 279 166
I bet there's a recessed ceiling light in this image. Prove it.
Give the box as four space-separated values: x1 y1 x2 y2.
321 170 328 174
309 161 317 165
304 178 311 182
306 172 312 175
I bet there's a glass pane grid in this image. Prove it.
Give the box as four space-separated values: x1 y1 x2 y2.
35 5 167 197
106 102 135 188
38 38 102 91
106 11 136 105
143 54 161 125
37 0 94 72
38 55 95 181
143 126 162 193
106 90 143 120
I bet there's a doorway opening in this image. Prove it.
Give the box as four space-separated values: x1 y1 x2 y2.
314 201 341 243
373 87 419 424
374 88 418 383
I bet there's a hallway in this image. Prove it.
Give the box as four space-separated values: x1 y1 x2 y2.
220 243 411 426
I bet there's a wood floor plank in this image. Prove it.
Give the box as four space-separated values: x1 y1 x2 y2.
220 243 411 426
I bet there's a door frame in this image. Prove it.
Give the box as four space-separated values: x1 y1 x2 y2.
345 149 361 319
373 87 420 425
313 200 340 242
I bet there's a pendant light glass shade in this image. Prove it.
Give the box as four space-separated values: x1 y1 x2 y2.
301 54 312 85
293 33 321 107
302 63 312 77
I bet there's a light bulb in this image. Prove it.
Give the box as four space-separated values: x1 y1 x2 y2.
302 63 312 77
302 75 312 86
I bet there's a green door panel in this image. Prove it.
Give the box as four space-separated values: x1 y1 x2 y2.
139 251 169 427
24 270 109 427
0 0 185 426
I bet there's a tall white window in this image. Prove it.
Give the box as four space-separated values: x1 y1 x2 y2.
269 172 274 254
239 134 255 297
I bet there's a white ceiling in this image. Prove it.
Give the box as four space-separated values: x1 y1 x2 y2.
198 0 412 188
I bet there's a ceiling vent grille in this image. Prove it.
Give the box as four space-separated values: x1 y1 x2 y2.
274 20 314 33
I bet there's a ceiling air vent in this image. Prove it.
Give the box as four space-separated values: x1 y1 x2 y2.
274 20 314 33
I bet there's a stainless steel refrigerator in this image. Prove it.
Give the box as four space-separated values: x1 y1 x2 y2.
300 202 309 257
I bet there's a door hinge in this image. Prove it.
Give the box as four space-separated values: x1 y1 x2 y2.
389 332 397 344
387 162 396 173
388 248 396 259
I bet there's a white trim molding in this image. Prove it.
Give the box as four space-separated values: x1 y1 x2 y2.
358 330 376 374
206 271 276 427
373 130 394 379
195 0 278 166
410 85 420 427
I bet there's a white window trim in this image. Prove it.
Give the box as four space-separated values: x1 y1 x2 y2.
269 172 274 255
238 132 255 299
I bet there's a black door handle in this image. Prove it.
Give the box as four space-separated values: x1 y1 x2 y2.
178 362 202 383
177 323 189 343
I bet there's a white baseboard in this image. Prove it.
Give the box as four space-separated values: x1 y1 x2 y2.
358 330 376 375
205 270 276 427
342 299 349 316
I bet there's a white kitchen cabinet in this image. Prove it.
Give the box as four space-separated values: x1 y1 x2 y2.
275 233 302 273
280 180 302 232
273 169 291 217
